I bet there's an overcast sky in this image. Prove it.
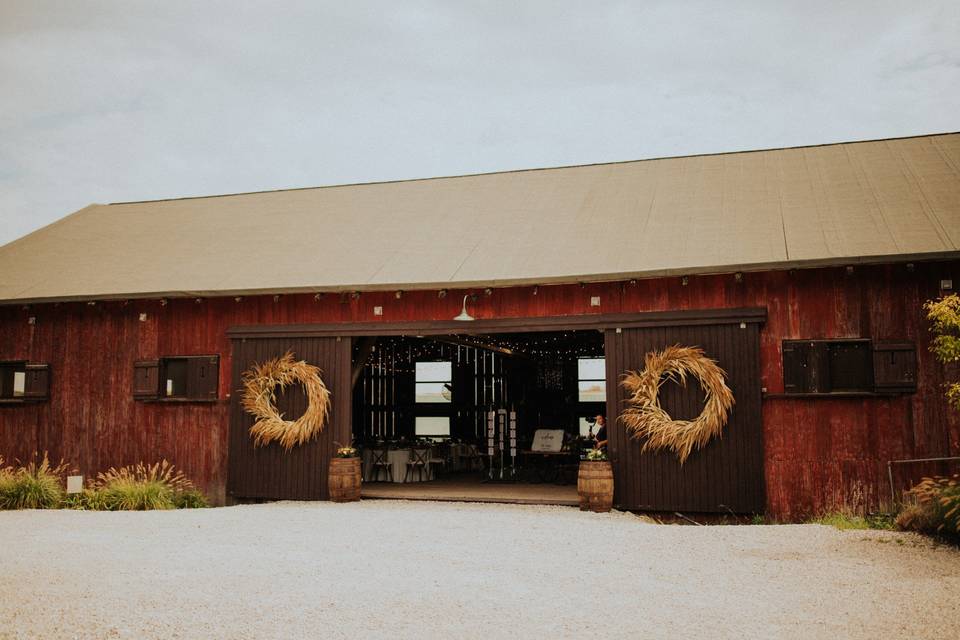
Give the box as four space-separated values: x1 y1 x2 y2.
1 1 958 245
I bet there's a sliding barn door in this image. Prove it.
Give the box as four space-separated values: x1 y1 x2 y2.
228 336 351 500
605 322 764 513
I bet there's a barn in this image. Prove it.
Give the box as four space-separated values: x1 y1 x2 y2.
1 133 958 519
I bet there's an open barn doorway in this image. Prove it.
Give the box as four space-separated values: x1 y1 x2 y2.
351 330 606 505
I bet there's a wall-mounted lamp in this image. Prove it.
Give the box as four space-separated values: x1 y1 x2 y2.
453 294 475 321
438 289 448 299
681 276 689 286
734 272 744 283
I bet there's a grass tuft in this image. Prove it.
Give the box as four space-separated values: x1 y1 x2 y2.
811 512 894 531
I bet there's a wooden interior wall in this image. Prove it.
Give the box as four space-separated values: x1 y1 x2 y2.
0 259 957 515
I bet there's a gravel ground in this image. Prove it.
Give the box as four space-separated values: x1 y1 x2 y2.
1 501 958 640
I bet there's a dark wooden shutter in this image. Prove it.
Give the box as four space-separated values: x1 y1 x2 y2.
873 343 917 393
133 360 160 400
188 356 219 401
23 363 50 400
782 341 808 393
783 341 831 393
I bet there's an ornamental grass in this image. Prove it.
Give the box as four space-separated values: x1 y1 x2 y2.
93 460 204 511
0 454 68 510
896 474 960 539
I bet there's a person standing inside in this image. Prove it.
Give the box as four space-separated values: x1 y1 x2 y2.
593 415 608 450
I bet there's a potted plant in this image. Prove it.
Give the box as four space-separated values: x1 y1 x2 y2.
578 448 613 512
328 442 361 503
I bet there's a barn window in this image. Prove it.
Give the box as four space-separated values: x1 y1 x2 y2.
133 356 219 401
782 339 915 395
0 361 50 402
0 362 26 399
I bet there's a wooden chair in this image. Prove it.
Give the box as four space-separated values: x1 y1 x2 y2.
404 447 431 482
367 446 393 482
428 443 450 478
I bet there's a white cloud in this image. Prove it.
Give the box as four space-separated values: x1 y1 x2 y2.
1 0 958 244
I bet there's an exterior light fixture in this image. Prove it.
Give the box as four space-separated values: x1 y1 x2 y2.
438 289 448 299
734 272 744 283
845 265 855 276
681 276 689 286
453 295 475 321
395 290 403 299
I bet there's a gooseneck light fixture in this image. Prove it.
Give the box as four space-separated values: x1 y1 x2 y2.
453 294 475 321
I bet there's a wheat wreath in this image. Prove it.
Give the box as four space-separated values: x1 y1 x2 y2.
619 345 734 464
241 351 332 450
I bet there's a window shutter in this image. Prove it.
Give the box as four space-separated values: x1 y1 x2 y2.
782 341 809 393
23 363 50 400
873 343 917 393
188 356 219 401
133 360 160 400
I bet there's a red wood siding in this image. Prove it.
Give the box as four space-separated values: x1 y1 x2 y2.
1 259 957 516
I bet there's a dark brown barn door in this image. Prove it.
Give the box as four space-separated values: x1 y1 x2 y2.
228 336 351 500
605 322 764 513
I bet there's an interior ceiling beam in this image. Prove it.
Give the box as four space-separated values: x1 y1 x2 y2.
351 336 378 388
430 335 531 359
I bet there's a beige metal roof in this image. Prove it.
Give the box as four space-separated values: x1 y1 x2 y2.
2 133 959 304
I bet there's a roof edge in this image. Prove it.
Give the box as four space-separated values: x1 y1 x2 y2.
107 131 960 206
3 251 957 307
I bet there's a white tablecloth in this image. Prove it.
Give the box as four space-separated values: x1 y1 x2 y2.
362 448 435 483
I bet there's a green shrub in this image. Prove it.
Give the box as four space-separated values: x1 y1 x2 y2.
93 460 206 511
173 488 209 509
897 475 960 538
0 455 67 510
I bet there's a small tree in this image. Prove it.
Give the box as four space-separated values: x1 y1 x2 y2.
924 293 960 411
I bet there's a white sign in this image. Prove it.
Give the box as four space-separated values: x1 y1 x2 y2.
531 429 565 453
66 475 84 494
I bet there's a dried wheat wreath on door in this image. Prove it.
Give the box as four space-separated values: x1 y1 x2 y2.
241 351 331 450
619 345 734 464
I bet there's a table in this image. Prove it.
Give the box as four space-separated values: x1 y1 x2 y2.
362 448 435 484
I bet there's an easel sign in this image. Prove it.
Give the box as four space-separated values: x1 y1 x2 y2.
531 429 564 453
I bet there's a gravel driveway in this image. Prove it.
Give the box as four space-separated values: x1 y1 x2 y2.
1 501 958 639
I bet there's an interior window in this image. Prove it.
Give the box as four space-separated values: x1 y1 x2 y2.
415 416 451 437
577 357 606 402
415 361 452 403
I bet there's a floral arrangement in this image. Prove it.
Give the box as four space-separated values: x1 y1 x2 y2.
335 442 358 458
585 448 608 462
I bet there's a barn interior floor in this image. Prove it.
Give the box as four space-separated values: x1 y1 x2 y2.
361 475 579 506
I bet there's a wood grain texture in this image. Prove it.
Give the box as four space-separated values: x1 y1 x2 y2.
1 259 957 516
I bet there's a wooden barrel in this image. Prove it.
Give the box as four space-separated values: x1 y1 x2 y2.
578 461 614 512
328 457 362 503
